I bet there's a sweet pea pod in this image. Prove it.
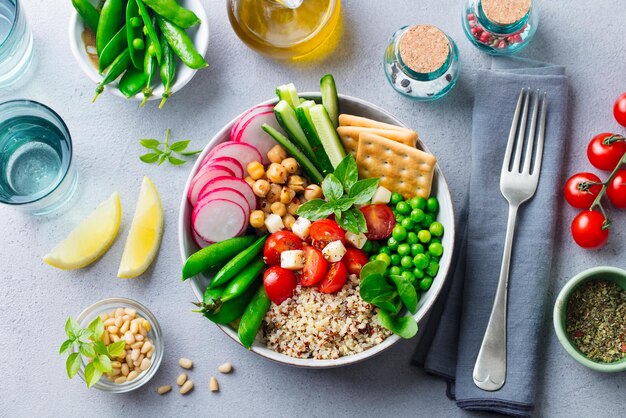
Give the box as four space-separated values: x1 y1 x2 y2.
126 0 145 70
197 282 260 325
136 0 162 63
140 32 158 107
72 0 100 32
182 236 257 280
209 235 268 289
93 48 130 102
158 32 175 109
96 0 124 55
98 24 126 73
238 285 271 349
118 67 148 97
202 258 265 314
157 16 208 70
142 0 200 29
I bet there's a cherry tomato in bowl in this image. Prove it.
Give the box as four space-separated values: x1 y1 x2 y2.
607 169 626 208
263 230 303 266
571 210 609 249
263 266 297 304
343 248 369 276
564 172 602 208
614 92 626 127
310 219 345 249
587 132 626 171
318 261 348 294
360 204 396 240
301 246 328 286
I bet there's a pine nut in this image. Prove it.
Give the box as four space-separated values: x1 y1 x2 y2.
140 328 148 337
130 321 139 334
121 363 129 376
100 313 109 321
176 373 187 386
147 348 154 358
107 325 119 334
135 334 144 341
122 314 131 322
178 358 193 369
110 368 121 376
102 331 110 345
131 348 140 361
125 308 137 317
209 377 219 392
104 318 115 326
141 341 152 354
140 358 151 371
217 362 233 374
111 361 122 368
142 320 151 332
114 316 123 328
115 308 124 318
123 331 135 344
114 376 127 384
157 385 171 395
120 320 130 334
127 371 139 382
137 354 145 365
125 354 132 365
131 341 143 349
111 334 120 343
180 380 193 395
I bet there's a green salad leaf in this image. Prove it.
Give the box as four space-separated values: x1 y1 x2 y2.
139 128 202 167
377 310 418 339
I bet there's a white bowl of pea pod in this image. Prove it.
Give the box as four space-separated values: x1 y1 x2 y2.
68 0 209 105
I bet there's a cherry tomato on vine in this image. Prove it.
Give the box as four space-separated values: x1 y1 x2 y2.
607 169 626 208
587 132 626 171
263 231 303 266
564 172 602 208
263 266 297 304
614 93 626 127
571 210 609 249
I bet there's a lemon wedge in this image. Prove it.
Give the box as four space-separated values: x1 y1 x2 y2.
44 192 122 270
117 176 164 279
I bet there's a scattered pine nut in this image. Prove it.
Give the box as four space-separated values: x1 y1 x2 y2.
157 385 172 395
178 358 193 369
176 372 187 386
209 376 219 392
180 380 194 395
217 362 233 374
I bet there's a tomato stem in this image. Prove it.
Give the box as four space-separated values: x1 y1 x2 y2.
589 153 626 227
602 134 626 146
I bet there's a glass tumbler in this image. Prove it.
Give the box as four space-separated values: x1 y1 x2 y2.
0 0 34 88
0 100 78 215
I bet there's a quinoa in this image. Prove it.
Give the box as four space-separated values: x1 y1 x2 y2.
262 275 392 360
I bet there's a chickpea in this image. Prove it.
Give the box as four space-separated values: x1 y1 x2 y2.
270 202 287 217
267 145 287 164
260 200 272 213
287 175 306 192
247 161 265 180
287 198 301 216
282 214 296 229
281 158 299 174
244 176 255 187
280 187 296 204
252 179 271 198
266 163 288 184
266 183 282 203
304 184 323 201
249 210 265 228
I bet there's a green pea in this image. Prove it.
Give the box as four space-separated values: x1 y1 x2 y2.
387 237 399 251
132 38 145 49
419 277 433 291
422 214 434 227
426 197 439 213
431 237 441 244
396 201 411 215
426 261 439 277
380 246 391 255
130 16 142 27
401 255 413 269
411 243 425 256
429 221 444 237
401 270 415 285
395 214 405 222
390 254 401 266
390 192 404 205
369 255 377 262
362 240 374 254
413 267 425 279
418 230 431 244
410 208 425 223
410 196 427 210
429 242 443 257
376 253 391 267
401 218 414 230
407 232 419 245
392 225 408 242
389 266 402 276
397 243 411 256
413 253 429 269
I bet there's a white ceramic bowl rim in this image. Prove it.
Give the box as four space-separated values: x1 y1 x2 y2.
178 93 456 368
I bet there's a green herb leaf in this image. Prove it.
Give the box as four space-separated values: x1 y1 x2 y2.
334 197 356 212
319 201 339 217
76 328 93 343
349 178 380 205
93 354 112 373
179 149 202 156
389 275 418 314
295 199 326 220
333 155 358 192
334 209 342 220
157 154 167 166
59 339 74 355
169 140 190 152
65 317 80 338
88 317 105 341
167 155 187 166
361 260 388 278
322 174 343 201
106 340 126 358
140 153 160 164
66 352 82 379
84 362 103 388
336 207 364 234
93 341 109 356
369 294 400 312
377 310 418 339
140 139 161 150
79 343 96 358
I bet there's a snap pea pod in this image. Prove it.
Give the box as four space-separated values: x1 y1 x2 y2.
98 24 126 73
158 32 175 109
238 285 271 349
96 0 124 55
197 281 260 325
182 236 257 281
72 0 100 32
140 32 158 107
142 0 200 29
202 258 265 314
92 48 130 102
157 16 207 70
136 0 162 63
118 67 148 98
209 235 268 289
126 0 145 70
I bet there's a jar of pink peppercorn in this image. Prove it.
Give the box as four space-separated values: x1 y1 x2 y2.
462 0 538 55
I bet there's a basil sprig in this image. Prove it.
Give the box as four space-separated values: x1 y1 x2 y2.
295 155 379 234
139 128 201 166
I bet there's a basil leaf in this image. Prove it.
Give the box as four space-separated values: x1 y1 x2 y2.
349 178 380 205
76 328 93 343
334 210 342 220
349 207 368 233
94 354 112 373
167 156 187 166
389 275 418 314
79 343 96 358
140 153 160 164
319 201 339 217
169 140 190 152
88 317 104 341
65 317 80 338
333 155 358 192
84 362 103 388
336 207 360 235
334 197 355 212
140 139 161 150
377 310 418 339
66 352 82 379
93 341 109 356
179 149 202 156
295 199 326 220
59 339 74 355
157 154 167 166
106 340 126 358
322 174 343 201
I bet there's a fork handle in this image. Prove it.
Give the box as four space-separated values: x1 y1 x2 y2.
472 203 519 391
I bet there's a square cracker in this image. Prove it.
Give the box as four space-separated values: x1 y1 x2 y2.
339 114 415 134
337 126 418 157
356 132 437 199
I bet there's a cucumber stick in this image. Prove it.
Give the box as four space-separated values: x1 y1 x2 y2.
262 124 324 184
276 83 300 109
273 100 315 160
295 103 334 175
309 104 346 168
320 74 339 127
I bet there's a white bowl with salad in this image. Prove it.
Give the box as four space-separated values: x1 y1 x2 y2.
178 76 455 368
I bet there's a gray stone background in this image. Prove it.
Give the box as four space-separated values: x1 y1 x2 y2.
0 0 625 416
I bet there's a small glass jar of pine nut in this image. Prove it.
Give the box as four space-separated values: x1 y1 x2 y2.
75 298 163 393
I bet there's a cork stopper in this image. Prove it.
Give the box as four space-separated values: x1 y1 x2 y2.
398 25 449 74
481 0 531 26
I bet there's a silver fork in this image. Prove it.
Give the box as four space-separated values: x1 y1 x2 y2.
472 88 547 392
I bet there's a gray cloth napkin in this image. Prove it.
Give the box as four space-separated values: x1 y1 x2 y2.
413 57 569 417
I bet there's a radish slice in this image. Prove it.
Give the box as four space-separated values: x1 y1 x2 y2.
230 104 276 141
234 110 284 165
192 199 247 242
200 176 256 211
192 228 212 249
203 156 244 178
202 142 262 171
197 187 251 218
188 166 235 206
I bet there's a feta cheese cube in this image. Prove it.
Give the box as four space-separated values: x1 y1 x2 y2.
322 240 347 262
291 217 311 240
371 186 392 205
264 214 284 233
345 231 367 249
280 250 305 270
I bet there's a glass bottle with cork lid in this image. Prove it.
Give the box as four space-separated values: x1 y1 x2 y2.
462 0 538 55
384 25 460 101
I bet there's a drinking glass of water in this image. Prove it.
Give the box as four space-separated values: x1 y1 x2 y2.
0 0 33 88
0 100 78 215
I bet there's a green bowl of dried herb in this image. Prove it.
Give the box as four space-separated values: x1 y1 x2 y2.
553 266 626 372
